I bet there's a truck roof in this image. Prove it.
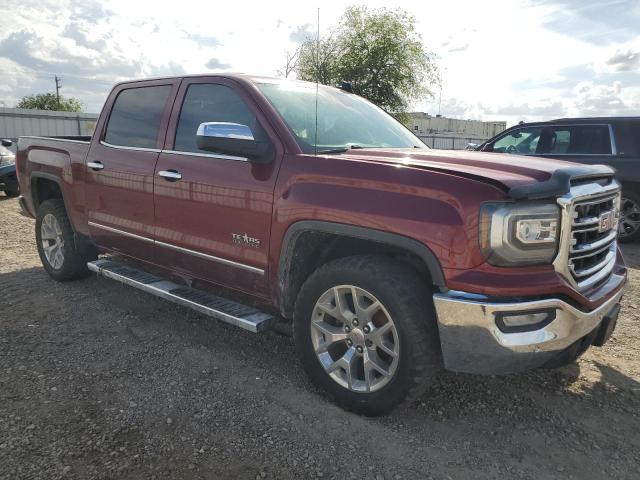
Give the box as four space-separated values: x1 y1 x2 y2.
112 73 315 89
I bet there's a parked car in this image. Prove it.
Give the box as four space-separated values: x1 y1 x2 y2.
0 139 19 197
16 75 626 415
476 118 640 242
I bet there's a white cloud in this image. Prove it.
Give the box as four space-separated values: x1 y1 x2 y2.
606 48 640 71
0 0 638 125
205 58 231 70
568 80 637 115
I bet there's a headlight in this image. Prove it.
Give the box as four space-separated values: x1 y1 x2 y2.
479 202 560 266
0 155 15 166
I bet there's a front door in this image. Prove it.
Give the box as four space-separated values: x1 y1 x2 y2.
153 78 282 296
85 80 179 261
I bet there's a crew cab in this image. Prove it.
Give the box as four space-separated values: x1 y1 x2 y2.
476 117 640 241
16 75 627 415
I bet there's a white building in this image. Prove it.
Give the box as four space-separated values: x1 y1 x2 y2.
408 112 506 149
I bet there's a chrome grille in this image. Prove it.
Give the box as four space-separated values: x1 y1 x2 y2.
563 188 620 290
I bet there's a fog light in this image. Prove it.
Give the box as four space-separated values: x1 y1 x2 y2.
503 312 548 327
495 309 556 333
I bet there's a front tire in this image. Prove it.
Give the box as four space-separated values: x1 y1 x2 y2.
35 199 95 281
619 191 640 243
294 255 442 416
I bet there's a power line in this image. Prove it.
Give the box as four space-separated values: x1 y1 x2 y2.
30 71 124 86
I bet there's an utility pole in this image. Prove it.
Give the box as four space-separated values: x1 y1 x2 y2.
55 75 62 106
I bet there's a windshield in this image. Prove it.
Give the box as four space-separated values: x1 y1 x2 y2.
257 82 427 153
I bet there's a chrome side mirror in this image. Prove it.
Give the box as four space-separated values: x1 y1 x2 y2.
196 122 273 163
196 122 255 141
466 142 479 150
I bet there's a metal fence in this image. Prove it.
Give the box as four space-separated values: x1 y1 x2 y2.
418 135 487 150
0 108 99 149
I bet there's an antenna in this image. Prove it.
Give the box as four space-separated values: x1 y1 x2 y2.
314 7 319 157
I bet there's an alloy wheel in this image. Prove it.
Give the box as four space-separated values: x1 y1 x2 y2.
310 285 399 393
41 213 65 269
619 196 640 240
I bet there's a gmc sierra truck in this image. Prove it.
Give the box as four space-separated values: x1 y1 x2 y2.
17 75 627 415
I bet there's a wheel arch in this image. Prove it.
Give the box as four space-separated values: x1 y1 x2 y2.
30 172 65 211
277 221 447 319
30 173 96 255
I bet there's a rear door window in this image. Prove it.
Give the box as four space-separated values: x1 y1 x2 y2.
541 125 612 155
612 123 640 156
104 85 172 149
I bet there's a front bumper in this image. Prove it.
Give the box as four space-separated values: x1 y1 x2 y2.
433 274 625 374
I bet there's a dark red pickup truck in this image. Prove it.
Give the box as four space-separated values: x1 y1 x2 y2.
17 74 627 415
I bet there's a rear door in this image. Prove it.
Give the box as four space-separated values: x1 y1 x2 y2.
152 78 282 296
85 79 179 261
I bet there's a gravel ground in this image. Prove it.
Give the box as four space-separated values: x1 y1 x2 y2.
1 195 639 480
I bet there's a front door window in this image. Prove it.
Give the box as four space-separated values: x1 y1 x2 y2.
489 127 543 154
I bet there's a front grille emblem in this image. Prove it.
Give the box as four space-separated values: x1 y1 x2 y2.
598 209 619 233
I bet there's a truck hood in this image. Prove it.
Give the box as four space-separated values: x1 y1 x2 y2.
333 148 567 189
331 148 614 199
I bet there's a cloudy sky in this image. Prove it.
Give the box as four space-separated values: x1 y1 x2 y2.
1 0 639 125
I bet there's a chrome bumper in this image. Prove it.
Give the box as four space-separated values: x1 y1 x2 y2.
433 283 624 375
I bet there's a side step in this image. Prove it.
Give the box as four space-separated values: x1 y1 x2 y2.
87 259 273 333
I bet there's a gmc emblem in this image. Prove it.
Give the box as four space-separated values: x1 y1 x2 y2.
598 209 618 233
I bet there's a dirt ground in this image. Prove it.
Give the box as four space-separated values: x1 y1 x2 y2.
1 194 639 480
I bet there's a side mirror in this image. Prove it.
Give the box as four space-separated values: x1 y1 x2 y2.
196 122 273 163
1 139 12 147
466 142 479 150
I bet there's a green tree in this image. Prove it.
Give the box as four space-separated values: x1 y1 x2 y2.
17 93 83 112
295 7 438 119
296 34 343 85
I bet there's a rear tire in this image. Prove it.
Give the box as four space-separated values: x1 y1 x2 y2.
294 255 442 416
35 199 96 281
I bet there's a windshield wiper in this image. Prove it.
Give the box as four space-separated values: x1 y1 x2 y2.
317 145 364 154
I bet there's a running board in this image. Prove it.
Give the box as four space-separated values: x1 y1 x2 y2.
87 259 273 333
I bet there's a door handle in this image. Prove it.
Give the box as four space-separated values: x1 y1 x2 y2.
158 169 182 181
87 161 104 171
